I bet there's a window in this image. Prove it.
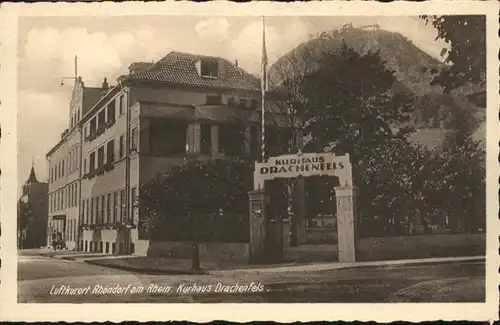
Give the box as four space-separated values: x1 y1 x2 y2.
251 99 259 110
86 199 90 224
82 200 86 224
200 124 211 154
98 110 106 128
101 195 105 224
219 124 245 156
149 120 187 156
113 192 118 223
62 160 64 176
119 135 125 158
90 117 97 134
131 127 138 151
68 152 72 173
227 97 236 106
77 109 80 121
89 152 96 172
76 147 79 170
206 94 222 105
97 146 105 168
74 184 78 206
120 189 126 220
119 95 124 115
107 193 112 224
200 59 219 78
83 158 87 174
107 102 115 122
68 186 71 207
95 196 100 224
90 197 95 224
131 187 137 209
106 140 115 164
250 126 260 156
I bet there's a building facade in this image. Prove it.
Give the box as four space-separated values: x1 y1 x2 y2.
19 167 48 248
46 51 290 255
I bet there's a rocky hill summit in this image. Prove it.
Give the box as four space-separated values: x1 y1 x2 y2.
269 25 484 129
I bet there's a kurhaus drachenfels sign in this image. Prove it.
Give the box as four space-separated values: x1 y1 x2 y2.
249 151 357 264
253 152 353 190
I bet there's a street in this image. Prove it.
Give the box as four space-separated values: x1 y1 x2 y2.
18 254 485 303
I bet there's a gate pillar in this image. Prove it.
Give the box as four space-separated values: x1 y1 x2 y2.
335 186 358 263
248 190 267 264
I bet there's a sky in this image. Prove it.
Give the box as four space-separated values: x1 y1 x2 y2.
17 15 446 191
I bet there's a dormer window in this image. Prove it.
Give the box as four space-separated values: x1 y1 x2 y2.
200 59 219 78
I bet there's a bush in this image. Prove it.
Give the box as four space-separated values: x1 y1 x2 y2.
138 157 254 242
357 136 485 236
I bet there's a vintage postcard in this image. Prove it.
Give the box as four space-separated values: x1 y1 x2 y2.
0 0 498 322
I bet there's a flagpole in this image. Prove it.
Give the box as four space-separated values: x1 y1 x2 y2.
261 16 267 163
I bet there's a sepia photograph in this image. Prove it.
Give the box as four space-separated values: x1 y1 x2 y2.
1 0 498 322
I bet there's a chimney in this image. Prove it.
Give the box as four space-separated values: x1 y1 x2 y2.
235 60 238 67
102 77 109 90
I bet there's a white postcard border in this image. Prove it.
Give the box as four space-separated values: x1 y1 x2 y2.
1 1 499 322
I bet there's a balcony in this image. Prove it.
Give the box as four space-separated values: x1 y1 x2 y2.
84 118 116 143
82 162 115 180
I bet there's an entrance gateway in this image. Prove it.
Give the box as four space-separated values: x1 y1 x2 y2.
248 152 358 264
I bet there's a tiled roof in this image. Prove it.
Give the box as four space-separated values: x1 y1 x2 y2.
126 51 261 92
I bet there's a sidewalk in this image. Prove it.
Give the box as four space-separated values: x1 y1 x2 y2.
208 255 485 276
35 248 485 276
31 249 125 261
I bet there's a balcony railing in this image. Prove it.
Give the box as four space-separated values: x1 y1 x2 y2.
84 118 116 143
82 162 115 180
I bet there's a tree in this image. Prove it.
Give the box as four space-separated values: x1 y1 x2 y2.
138 157 253 241
432 136 485 232
18 200 36 248
421 15 486 93
266 46 320 246
302 42 415 170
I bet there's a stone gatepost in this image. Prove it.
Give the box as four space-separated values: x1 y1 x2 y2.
335 186 358 263
248 190 267 264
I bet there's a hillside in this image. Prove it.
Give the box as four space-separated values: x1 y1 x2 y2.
269 26 484 130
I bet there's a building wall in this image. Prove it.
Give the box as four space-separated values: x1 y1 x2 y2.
78 87 134 253
49 77 278 255
130 84 261 108
47 126 82 249
21 182 48 248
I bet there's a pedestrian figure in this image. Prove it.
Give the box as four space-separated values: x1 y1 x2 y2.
57 231 63 250
51 230 57 251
